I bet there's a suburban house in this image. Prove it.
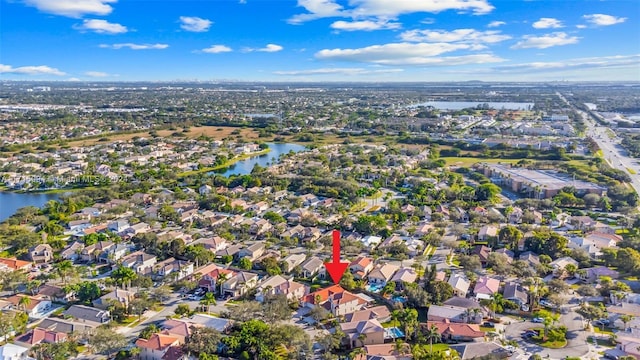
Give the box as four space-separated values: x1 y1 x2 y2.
427 305 482 324
135 332 183 360
0 258 32 272
60 242 84 262
367 264 399 285
63 305 110 326
198 265 236 293
14 327 67 348
349 257 374 280
340 319 385 348
238 243 265 261
27 244 53 264
579 267 620 283
255 275 307 303
360 344 412 360
473 276 501 300
154 258 194 280
448 273 471 298
92 289 136 310
344 306 391 324
477 225 498 242
390 268 417 290
6 295 51 319
471 245 491 266
300 257 324 279
221 272 259 298
282 253 306 272
326 290 369 317
422 320 485 342
36 285 73 303
503 282 529 309
120 251 157 275
0 343 31 360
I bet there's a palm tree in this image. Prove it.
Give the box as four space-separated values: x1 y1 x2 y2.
213 272 229 296
18 296 31 313
621 314 633 331
425 324 441 354
54 260 74 285
199 292 216 314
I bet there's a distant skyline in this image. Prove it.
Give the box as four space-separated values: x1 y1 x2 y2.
1 0 639 82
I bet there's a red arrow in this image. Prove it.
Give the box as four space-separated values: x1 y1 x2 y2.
325 230 349 284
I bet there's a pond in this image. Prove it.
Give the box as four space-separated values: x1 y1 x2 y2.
0 191 60 222
210 142 307 177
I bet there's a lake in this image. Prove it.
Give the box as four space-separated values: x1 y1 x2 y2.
0 143 307 221
408 101 535 110
211 142 307 176
0 191 60 222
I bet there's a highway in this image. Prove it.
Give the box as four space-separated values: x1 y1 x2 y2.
557 92 640 197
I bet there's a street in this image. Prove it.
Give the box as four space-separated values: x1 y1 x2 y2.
557 92 640 197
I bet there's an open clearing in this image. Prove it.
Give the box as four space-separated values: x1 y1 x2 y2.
64 126 260 148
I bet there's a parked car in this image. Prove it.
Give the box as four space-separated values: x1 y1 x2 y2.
532 317 544 323
482 322 495 328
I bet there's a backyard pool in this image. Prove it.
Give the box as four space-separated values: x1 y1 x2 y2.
365 283 385 293
385 327 405 339
392 296 407 303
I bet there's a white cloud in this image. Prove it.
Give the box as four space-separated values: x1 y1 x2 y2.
200 45 233 53
289 0 493 24
259 44 283 52
289 0 345 24
243 44 284 52
99 43 169 50
512 32 579 49
74 19 127 34
274 67 404 76
23 0 116 18
491 54 640 73
67 77 81 81
0 64 66 76
583 14 626 26
576 24 587 29
487 21 505 28
532 17 563 29
330 19 401 31
315 42 504 65
400 28 511 44
179 16 213 32
84 71 109 77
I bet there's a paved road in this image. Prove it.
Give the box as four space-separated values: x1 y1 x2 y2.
502 306 597 360
557 92 640 196
119 293 230 338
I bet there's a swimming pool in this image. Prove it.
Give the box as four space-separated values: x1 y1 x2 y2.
365 283 385 293
385 327 405 339
392 296 407 303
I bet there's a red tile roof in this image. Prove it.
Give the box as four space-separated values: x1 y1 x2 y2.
302 284 344 305
135 333 181 351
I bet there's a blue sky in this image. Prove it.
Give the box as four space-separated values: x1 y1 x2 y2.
1 0 638 81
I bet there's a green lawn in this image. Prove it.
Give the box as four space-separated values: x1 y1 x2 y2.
540 339 567 349
430 343 450 352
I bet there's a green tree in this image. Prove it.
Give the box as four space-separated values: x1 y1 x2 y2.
54 260 75 284
111 266 137 288
200 292 217 314
499 225 523 249
87 327 128 356
238 258 252 270
175 304 192 317
139 324 160 339
76 281 101 303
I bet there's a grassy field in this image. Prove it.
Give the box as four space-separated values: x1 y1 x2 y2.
64 126 260 148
